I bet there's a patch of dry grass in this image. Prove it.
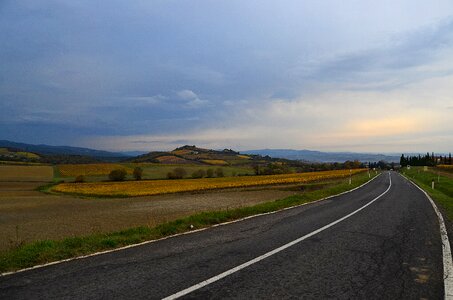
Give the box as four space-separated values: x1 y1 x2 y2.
57 163 132 177
155 156 192 164
0 165 53 181
202 159 228 165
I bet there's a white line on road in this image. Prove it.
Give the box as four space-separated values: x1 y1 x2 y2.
162 172 392 300
402 174 453 300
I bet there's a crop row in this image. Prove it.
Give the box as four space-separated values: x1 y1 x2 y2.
52 169 365 197
438 165 453 170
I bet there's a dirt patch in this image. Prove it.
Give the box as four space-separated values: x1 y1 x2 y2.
0 181 303 251
0 165 53 182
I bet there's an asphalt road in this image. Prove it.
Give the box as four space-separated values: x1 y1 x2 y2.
0 172 445 299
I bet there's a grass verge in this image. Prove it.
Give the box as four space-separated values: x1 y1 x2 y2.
35 181 63 194
402 167 453 221
0 171 376 274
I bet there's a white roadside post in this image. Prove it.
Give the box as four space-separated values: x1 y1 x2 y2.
349 169 352 185
432 179 435 190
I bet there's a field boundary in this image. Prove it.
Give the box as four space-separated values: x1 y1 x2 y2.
0 172 380 277
401 173 453 299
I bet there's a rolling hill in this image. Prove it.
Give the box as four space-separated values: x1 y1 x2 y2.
128 145 255 166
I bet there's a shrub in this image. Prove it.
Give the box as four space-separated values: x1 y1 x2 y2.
215 168 224 177
133 167 143 180
167 167 187 179
174 167 187 178
74 175 85 183
206 168 214 178
108 169 127 181
191 169 206 179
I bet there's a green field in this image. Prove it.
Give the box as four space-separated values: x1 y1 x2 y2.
402 167 453 220
54 163 255 182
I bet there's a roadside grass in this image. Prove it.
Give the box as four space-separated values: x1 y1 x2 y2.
35 181 63 194
402 167 453 220
0 171 376 274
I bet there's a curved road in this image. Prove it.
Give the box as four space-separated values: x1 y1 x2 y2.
0 172 445 299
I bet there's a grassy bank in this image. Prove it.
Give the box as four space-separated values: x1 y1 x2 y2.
0 171 376 274
402 167 453 220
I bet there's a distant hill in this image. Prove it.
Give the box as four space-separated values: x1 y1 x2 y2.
243 149 399 163
0 140 133 163
0 140 127 159
0 140 400 165
129 145 256 165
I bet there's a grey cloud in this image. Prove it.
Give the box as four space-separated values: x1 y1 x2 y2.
299 18 453 89
1 1 453 151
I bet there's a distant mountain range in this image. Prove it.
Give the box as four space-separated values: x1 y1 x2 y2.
0 140 400 163
243 149 400 163
0 140 141 159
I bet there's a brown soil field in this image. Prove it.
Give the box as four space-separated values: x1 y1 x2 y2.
156 155 193 164
0 165 53 181
0 181 302 251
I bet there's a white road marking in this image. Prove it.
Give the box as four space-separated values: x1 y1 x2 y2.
402 174 453 300
162 173 392 300
1 173 381 277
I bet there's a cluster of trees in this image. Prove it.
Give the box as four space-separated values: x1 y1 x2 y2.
252 160 365 175
75 167 144 183
253 162 290 175
107 167 143 181
167 167 225 179
400 153 452 167
367 161 395 170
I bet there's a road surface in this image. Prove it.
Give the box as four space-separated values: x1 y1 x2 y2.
0 172 445 299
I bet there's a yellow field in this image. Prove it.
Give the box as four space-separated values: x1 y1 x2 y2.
236 155 251 159
57 164 132 177
53 169 365 197
155 156 191 164
438 165 453 170
202 159 228 165
171 149 193 155
16 151 40 159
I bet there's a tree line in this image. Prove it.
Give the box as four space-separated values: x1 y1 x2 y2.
400 152 452 167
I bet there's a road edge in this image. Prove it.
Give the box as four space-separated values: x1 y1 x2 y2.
401 173 453 299
1 173 381 277
162 172 391 299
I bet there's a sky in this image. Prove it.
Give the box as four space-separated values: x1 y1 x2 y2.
1 1 453 153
